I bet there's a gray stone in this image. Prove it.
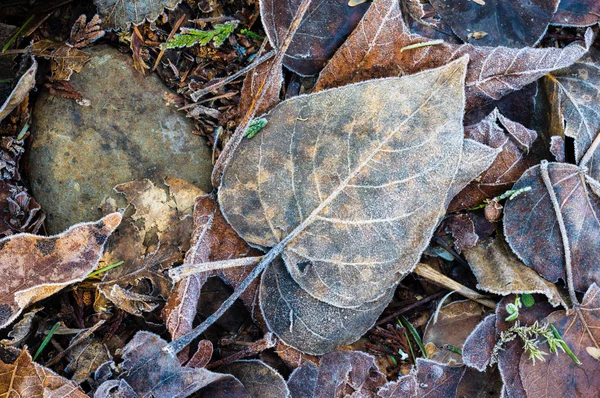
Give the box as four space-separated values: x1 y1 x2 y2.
30 45 213 234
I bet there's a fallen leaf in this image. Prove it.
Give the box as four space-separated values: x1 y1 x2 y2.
449 109 538 212
0 57 36 123
98 178 203 315
423 300 486 365
221 58 471 310
31 40 91 82
0 349 87 397
314 0 591 112
0 213 121 330
443 213 479 253
400 0 460 42
544 48 600 182
65 336 112 384
520 284 600 398
95 331 249 397
377 358 466 397
463 234 566 307
461 314 497 371
260 0 371 75
0 307 42 346
218 360 290 398
552 0 600 26
69 14 105 48
429 0 560 47
456 366 503 398
187 340 213 368
503 162 600 293
94 0 183 31
287 350 386 397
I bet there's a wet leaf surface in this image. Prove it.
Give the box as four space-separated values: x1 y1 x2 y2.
94 0 183 31
287 350 386 397
260 0 370 75
504 162 600 293
218 360 290 398
0 213 121 330
0 348 87 397
520 284 600 398
430 0 560 47
315 0 591 112
464 235 565 307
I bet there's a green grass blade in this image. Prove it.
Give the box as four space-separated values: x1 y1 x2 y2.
399 315 428 359
33 321 60 361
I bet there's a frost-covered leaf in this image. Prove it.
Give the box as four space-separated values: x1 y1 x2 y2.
218 360 290 398
65 336 112 384
0 213 121 330
315 0 591 111
0 57 36 123
462 314 496 372
31 40 91 82
552 0 600 27
94 0 182 31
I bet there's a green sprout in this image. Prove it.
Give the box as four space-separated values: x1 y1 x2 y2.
244 118 268 139
164 21 238 49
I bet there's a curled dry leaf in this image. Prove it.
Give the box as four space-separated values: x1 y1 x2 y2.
0 349 87 397
0 213 121 330
99 178 203 315
377 358 466 398
218 360 290 398
545 48 600 182
69 14 105 48
31 41 91 82
65 336 112 384
520 284 600 398
504 162 600 293
463 234 565 307
423 300 485 365
552 0 600 26
0 307 42 346
429 0 560 47
95 331 249 397
0 57 36 123
287 350 386 397
449 109 538 212
260 0 371 75
94 0 183 31
315 0 591 112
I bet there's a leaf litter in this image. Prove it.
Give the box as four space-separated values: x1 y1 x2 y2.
1 0 600 396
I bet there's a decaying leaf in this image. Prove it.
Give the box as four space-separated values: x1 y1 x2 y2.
69 14 105 48
0 57 36 123
545 48 600 182
449 109 538 212
520 284 600 398
287 350 386 397
377 358 466 398
463 234 565 307
462 314 497 371
218 360 290 398
430 0 560 47
31 40 91 82
552 0 600 26
423 300 485 365
221 58 471 309
504 162 600 293
65 336 112 384
94 0 183 31
260 0 371 75
0 213 121 330
99 178 203 315
315 0 591 112
0 349 87 397
96 331 249 397
0 307 42 346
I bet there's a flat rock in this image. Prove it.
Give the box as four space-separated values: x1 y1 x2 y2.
30 45 212 234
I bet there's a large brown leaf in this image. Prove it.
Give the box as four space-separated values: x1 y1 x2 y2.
545 48 600 182
314 0 591 112
220 58 470 309
503 162 600 293
0 349 87 397
552 0 600 26
260 0 370 75
94 0 182 31
520 284 600 398
0 213 121 330
218 360 290 398
429 0 559 48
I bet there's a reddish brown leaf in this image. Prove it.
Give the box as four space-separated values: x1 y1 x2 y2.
218 360 290 398
462 314 497 371
552 0 600 26
31 40 91 82
520 284 600 398
314 0 591 111
0 349 87 397
260 0 370 75
69 14 105 48
0 213 121 330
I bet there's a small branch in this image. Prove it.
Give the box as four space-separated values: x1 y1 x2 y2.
413 263 497 309
153 13 187 71
44 319 105 367
168 256 264 282
205 333 276 369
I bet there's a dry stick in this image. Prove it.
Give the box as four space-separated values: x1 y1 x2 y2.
205 333 276 370
376 290 446 326
539 160 579 307
188 49 275 102
210 0 313 187
153 13 187 71
168 256 264 282
44 319 105 367
413 263 497 309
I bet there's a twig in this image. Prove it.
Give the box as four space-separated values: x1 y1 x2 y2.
376 290 445 326
413 263 497 308
205 333 276 369
168 256 264 282
153 14 187 71
210 0 313 187
44 319 105 367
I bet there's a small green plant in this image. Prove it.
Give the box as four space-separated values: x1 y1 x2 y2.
471 186 532 210
164 21 238 49
33 321 61 361
240 28 264 41
244 118 268 139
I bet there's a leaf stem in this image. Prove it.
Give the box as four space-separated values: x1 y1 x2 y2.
539 160 578 306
